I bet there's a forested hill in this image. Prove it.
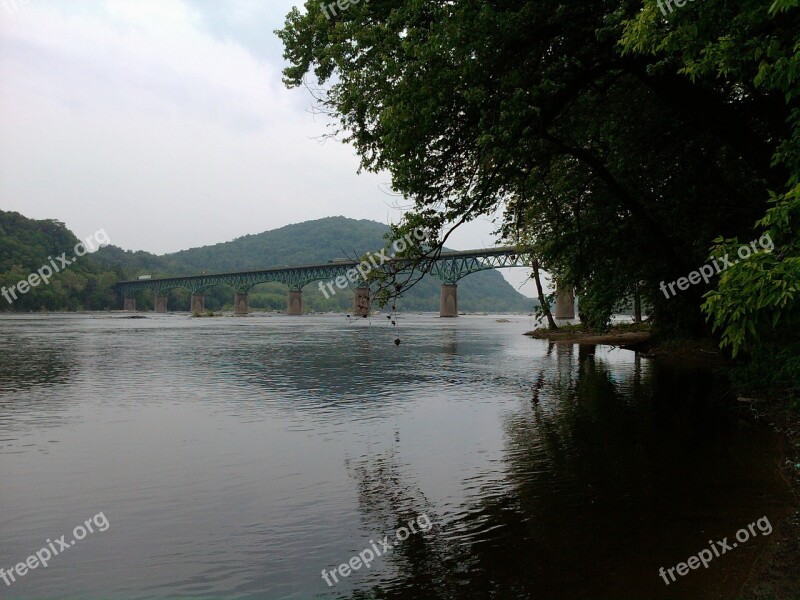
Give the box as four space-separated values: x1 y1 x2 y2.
94 217 394 274
0 211 117 310
166 217 393 273
1 212 534 313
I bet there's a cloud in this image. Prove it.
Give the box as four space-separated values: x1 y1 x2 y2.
2 0 284 131
0 0 537 294
183 0 289 64
0 0 391 252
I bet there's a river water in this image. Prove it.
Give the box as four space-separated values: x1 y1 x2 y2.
0 313 790 599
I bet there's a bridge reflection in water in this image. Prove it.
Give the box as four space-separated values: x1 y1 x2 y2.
115 247 575 318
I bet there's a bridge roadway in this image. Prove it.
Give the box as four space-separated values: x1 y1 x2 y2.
116 246 574 318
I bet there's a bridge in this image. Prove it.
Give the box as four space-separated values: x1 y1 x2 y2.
115 246 576 318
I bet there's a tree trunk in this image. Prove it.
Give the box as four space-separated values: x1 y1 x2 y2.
633 283 642 323
532 258 558 330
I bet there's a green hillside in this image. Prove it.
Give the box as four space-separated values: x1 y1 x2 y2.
0 212 117 311
1 212 534 313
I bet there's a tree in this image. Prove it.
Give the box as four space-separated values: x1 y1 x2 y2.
277 0 796 332
620 0 800 353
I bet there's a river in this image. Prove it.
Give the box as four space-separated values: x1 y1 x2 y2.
0 313 790 599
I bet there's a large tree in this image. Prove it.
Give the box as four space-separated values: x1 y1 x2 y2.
278 0 798 335
619 0 800 353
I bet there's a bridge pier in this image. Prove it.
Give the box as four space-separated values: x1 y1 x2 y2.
440 283 458 317
555 287 575 319
354 287 370 317
234 292 249 316
154 295 167 313
287 290 302 316
124 296 136 312
191 293 204 314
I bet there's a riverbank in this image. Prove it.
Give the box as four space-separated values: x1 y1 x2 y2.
524 322 651 346
524 323 726 363
737 397 800 600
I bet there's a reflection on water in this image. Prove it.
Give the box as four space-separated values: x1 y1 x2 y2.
0 314 790 600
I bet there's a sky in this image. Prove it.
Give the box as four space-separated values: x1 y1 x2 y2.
0 0 541 296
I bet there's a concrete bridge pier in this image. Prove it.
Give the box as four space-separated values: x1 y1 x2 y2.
234 292 249 316
555 287 575 319
287 290 303 316
191 293 205 314
154 295 167 313
354 287 370 317
440 283 458 317
124 297 136 312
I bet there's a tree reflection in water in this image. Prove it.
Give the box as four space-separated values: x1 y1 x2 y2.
340 345 786 600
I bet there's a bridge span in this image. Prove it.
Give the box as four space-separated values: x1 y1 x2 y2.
116 246 575 318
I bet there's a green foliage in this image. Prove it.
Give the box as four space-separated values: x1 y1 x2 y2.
730 337 800 410
620 0 800 356
531 290 556 326
278 0 795 337
0 211 118 311
702 187 800 356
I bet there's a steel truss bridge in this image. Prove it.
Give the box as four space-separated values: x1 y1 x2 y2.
115 247 531 317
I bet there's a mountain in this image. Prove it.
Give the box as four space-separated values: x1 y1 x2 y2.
1 212 534 313
0 211 117 311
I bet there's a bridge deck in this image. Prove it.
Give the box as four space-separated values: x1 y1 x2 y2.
116 247 525 286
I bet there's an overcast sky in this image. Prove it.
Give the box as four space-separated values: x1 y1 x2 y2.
0 0 541 296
